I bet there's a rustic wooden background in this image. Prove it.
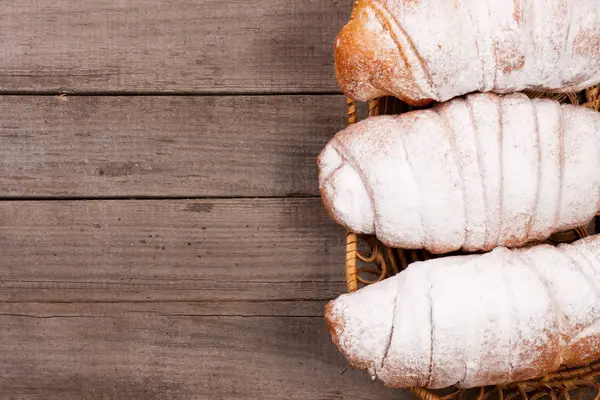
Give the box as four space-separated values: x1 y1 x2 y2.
0 1 404 399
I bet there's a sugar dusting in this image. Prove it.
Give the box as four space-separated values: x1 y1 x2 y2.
326 234 600 388
318 93 600 253
335 0 600 103
326 275 400 375
498 93 539 247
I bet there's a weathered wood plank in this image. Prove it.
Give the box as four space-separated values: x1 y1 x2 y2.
0 198 346 302
0 95 345 197
0 198 406 399
0 311 402 400
0 0 351 93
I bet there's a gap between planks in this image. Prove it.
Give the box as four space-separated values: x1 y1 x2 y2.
0 91 343 96
0 195 322 202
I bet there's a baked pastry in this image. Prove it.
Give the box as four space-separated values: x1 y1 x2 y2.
325 234 600 389
336 0 600 104
318 93 600 253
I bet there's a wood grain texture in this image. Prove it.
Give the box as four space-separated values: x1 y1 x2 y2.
0 95 345 197
0 198 404 399
0 198 345 302
0 0 351 93
0 312 400 400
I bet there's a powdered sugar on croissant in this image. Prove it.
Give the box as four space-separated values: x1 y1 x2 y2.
325 235 600 389
318 93 600 254
336 0 600 104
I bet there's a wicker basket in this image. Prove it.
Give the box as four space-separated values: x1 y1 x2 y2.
343 88 600 400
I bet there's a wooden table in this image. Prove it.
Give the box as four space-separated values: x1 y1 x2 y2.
0 1 403 398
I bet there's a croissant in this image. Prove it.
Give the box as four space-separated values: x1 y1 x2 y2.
336 0 600 104
318 93 600 254
325 234 600 389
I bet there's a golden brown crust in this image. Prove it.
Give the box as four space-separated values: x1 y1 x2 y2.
509 335 562 383
334 11 385 102
561 331 600 368
334 1 433 106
